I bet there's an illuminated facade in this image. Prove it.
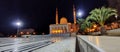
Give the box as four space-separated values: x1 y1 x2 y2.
49 22 78 34
49 5 78 34
50 24 69 34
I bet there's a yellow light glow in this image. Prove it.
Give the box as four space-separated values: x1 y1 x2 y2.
87 28 90 31
60 30 63 33
20 32 24 34
90 29 92 32
26 32 30 34
52 30 56 34
96 36 100 47
93 25 97 28
33 32 36 35
92 29 95 31
55 30 58 33
70 29 73 32
14 35 17 38
57 30 60 33
51 29 64 34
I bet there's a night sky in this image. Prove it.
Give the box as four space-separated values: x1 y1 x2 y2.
0 0 108 36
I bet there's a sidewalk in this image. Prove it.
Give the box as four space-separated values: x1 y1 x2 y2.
33 37 76 52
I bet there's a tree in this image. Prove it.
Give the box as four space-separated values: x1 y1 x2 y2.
77 18 93 34
77 18 85 33
79 21 93 34
107 0 120 17
86 7 117 35
77 18 85 25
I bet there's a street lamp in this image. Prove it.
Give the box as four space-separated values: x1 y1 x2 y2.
115 15 118 22
77 10 84 18
78 12 83 17
16 21 22 37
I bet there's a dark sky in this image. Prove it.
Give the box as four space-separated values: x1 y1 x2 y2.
0 0 107 36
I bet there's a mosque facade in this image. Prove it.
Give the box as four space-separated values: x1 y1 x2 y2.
49 5 78 34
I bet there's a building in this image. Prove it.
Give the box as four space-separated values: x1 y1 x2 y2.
19 28 36 35
49 17 72 34
49 5 78 35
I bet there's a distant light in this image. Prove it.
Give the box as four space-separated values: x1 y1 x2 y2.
115 15 118 19
16 22 21 26
12 19 23 27
78 12 82 16
77 10 84 17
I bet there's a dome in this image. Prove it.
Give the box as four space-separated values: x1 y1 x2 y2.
60 17 68 24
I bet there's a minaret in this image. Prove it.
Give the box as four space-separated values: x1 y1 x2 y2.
73 5 77 32
73 5 76 24
56 8 58 24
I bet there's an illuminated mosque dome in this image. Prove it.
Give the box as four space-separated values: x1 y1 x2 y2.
60 17 68 24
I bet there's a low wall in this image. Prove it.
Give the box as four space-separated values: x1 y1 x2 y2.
107 29 120 35
91 28 120 35
77 36 104 52
77 35 120 52
91 32 101 35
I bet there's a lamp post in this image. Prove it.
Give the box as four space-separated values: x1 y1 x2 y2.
16 21 22 37
115 15 118 22
77 10 84 18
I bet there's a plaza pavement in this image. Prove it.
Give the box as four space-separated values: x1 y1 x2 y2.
0 36 74 52
0 38 53 52
33 37 76 52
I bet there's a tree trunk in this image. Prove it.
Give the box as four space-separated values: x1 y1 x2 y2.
100 26 107 35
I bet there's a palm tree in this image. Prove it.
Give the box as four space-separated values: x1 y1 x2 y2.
77 18 85 25
77 18 93 34
80 21 93 34
77 18 85 33
86 7 118 35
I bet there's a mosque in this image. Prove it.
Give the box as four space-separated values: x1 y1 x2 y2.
49 5 79 35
